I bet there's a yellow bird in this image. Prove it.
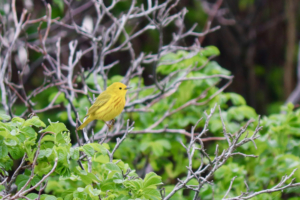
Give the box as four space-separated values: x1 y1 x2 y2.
77 82 131 130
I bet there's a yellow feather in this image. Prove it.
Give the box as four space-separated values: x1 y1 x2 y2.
77 82 129 130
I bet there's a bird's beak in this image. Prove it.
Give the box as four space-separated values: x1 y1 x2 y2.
125 86 132 90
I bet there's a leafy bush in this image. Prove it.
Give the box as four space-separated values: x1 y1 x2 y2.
0 116 162 199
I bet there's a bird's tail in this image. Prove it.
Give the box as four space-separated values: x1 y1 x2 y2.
77 116 93 130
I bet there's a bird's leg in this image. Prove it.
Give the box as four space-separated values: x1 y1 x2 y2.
104 121 113 130
111 119 116 126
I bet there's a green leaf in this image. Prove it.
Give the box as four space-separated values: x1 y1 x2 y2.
0 113 10 121
76 170 99 185
31 175 42 190
228 93 246 106
203 61 230 75
26 193 39 199
25 146 35 163
88 143 108 155
123 179 143 190
139 141 151 151
34 162 52 176
105 163 122 173
287 102 294 111
44 195 57 200
73 190 88 199
239 105 257 119
9 146 24 159
41 122 68 135
0 129 8 138
152 145 164 157
85 185 101 196
48 92 66 104
38 148 53 158
94 154 109 164
57 148 68 163
115 195 130 200
16 174 29 190
113 172 124 183
209 119 223 133
201 46 220 57
10 129 19 136
227 105 257 121
156 139 171 150
101 143 110 150
64 194 73 200
11 117 25 126
4 139 17 146
41 135 55 143
56 133 66 144
100 179 116 191
20 126 36 138
142 188 161 199
70 147 79 160
0 156 13 171
24 116 46 128
0 140 8 159
81 144 95 157
143 172 162 188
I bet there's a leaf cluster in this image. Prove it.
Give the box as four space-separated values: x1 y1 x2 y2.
0 115 162 200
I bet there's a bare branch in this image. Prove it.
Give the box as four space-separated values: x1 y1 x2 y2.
107 120 135 162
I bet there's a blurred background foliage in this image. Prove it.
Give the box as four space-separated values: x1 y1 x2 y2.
1 0 300 199
5 0 300 116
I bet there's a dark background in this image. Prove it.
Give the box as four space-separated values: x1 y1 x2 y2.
11 0 300 115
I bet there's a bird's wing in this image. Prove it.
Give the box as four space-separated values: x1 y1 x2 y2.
86 92 111 116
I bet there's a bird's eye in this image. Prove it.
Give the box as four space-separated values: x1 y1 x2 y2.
119 87 122 90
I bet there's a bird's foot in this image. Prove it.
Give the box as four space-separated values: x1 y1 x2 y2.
105 119 116 130
105 122 113 130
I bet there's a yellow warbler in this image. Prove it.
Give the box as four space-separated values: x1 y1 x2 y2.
77 82 131 130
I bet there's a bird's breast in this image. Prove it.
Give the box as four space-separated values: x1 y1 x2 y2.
95 95 125 121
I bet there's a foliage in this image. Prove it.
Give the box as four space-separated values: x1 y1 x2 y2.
2 47 300 199
111 50 300 199
206 103 300 199
0 116 162 199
